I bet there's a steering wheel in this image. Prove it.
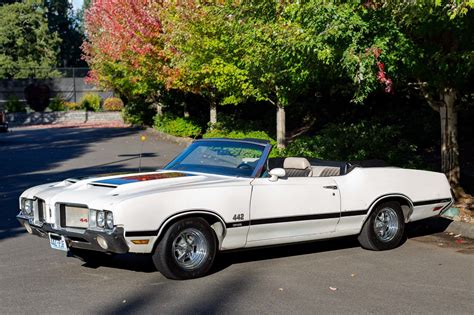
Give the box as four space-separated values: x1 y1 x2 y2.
237 163 253 170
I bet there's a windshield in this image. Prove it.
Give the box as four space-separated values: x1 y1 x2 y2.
164 140 267 177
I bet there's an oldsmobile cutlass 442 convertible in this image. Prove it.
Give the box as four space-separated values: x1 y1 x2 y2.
18 138 453 279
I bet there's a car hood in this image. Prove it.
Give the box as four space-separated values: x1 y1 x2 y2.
22 170 240 209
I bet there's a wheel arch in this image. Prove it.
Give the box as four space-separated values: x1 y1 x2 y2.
364 194 414 224
152 210 227 251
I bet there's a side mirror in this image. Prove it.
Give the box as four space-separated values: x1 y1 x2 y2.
268 168 286 182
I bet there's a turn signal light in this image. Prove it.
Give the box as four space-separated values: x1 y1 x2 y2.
131 240 149 245
432 206 443 211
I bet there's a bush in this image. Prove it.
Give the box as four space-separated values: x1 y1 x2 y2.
103 97 124 111
5 95 26 113
80 93 101 112
48 96 66 111
153 114 202 138
284 121 423 168
122 101 156 126
204 128 274 143
64 102 82 111
202 114 279 155
24 83 50 112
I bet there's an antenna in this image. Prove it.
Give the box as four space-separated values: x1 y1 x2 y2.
139 135 146 172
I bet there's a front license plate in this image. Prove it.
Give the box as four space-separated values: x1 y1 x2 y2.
49 233 68 251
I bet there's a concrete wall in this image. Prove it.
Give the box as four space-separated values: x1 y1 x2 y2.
6 111 123 126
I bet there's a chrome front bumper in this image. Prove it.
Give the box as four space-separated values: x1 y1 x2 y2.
17 215 129 254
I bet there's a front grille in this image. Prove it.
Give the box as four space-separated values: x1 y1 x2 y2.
37 199 46 222
59 204 89 229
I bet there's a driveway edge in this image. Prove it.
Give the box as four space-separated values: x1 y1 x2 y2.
444 220 474 239
146 128 194 146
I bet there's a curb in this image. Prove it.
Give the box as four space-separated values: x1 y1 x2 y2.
146 128 194 146
444 220 474 239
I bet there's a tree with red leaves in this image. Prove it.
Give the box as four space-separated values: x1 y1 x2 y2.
83 0 173 113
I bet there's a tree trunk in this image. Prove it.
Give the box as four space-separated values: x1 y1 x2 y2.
183 103 189 118
276 105 286 149
440 88 461 190
154 102 163 117
210 101 217 126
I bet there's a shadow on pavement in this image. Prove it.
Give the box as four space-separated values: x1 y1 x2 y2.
0 127 159 242
77 217 455 277
406 216 454 238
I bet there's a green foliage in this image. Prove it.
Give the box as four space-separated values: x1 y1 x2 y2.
44 0 85 67
153 114 202 138
64 101 81 111
48 96 66 111
0 1 61 79
5 95 26 113
79 93 101 112
283 121 423 168
122 101 156 126
204 128 274 144
203 114 279 155
103 97 124 111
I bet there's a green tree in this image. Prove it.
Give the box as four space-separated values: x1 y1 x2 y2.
0 0 60 78
44 0 84 67
167 3 258 126
295 1 473 193
171 2 320 147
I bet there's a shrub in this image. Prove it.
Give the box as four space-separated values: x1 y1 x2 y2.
64 102 82 111
153 114 202 138
122 101 156 126
202 114 279 151
24 83 50 112
204 128 279 157
103 97 124 111
48 96 66 111
5 95 26 113
284 121 423 168
80 93 101 112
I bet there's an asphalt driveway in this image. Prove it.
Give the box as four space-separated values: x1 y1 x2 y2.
0 126 472 314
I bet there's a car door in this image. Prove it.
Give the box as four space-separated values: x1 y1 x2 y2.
246 176 341 245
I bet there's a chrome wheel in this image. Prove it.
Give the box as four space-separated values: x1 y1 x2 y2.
172 228 208 270
373 207 399 242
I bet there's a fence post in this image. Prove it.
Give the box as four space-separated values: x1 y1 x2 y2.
73 67 77 103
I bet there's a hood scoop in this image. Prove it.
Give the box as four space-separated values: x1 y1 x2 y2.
89 172 194 188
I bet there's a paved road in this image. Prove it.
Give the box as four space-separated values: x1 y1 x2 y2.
0 127 473 314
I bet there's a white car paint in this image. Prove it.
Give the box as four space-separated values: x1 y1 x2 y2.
18 139 453 255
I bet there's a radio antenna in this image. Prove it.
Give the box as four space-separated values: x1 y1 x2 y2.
139 135 146 172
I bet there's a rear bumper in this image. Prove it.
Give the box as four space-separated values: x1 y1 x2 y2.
17 215 129 254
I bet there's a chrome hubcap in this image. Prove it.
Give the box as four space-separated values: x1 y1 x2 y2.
172 228 208 270
374 207 399 242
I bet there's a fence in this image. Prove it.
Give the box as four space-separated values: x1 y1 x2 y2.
0 68 114 106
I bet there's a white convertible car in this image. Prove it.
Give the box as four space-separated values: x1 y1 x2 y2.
18 138 453 279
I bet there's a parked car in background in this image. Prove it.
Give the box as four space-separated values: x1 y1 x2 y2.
17 138 453 279
0 104 8 132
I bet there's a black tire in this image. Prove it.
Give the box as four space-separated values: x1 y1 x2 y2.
358 201 405 251
152 217 217 280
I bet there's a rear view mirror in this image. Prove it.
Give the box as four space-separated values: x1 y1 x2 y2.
268 168 286 182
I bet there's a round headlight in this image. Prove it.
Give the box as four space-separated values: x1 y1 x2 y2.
97 211 105 227
24 199 33 216
106 212 114 229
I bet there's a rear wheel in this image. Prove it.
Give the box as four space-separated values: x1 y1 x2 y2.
358 201 405 250
152 217 217 280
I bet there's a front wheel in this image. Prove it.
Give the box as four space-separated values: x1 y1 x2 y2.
358 201 405 251
152 217 217 280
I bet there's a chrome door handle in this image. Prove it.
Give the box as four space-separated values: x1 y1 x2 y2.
323 185 338 190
